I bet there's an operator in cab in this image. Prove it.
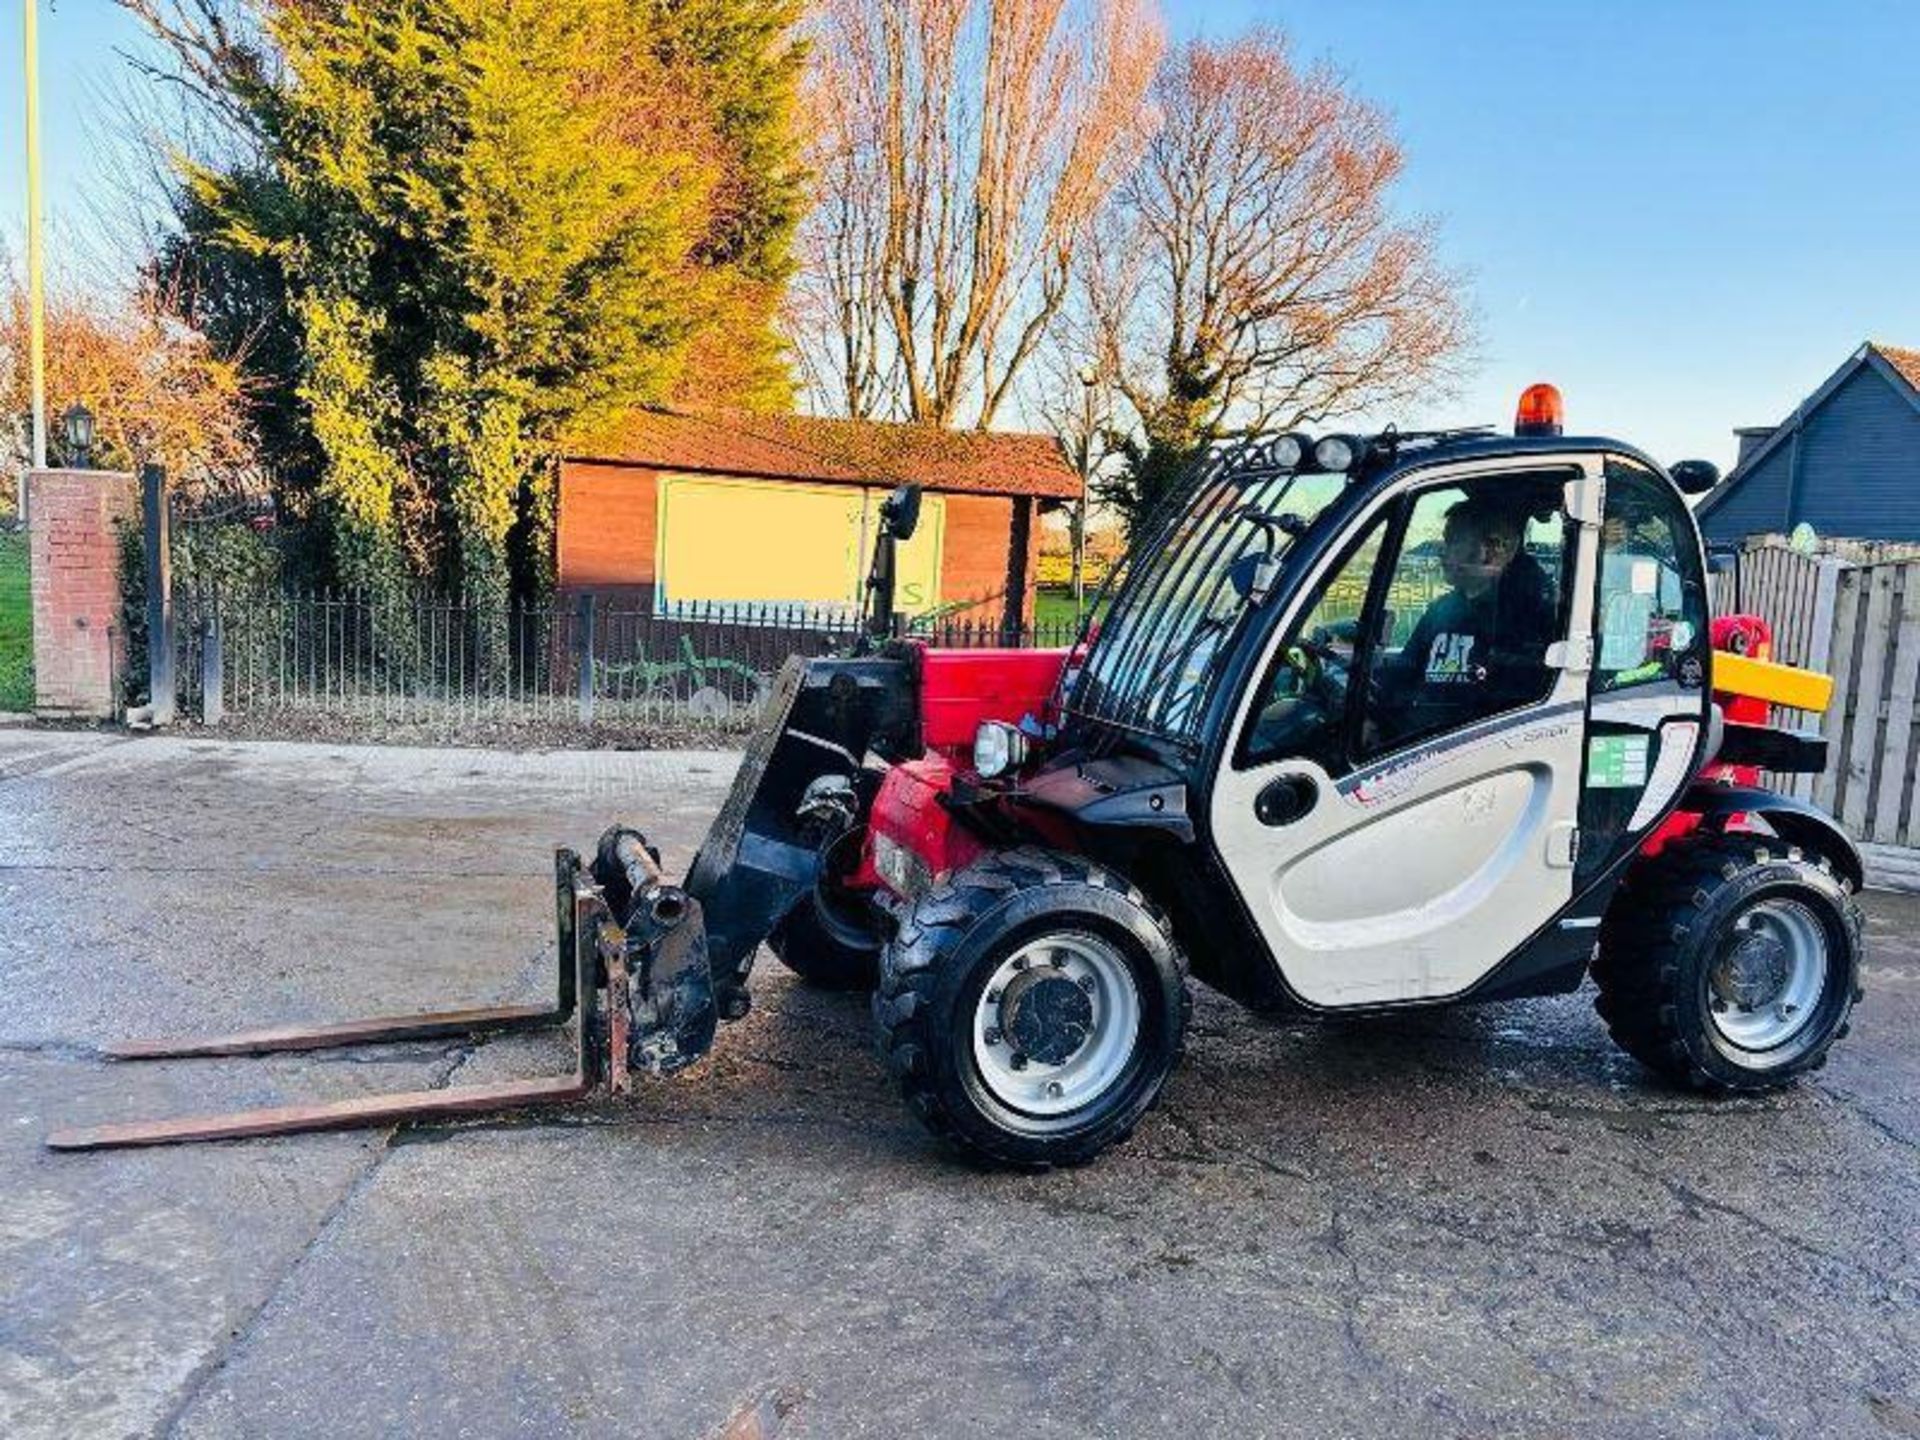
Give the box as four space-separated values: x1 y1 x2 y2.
1373 495 1558 747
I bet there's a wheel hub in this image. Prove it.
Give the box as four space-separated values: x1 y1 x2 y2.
999 970 1095 1066
1705 898 1830 1054
971 932 1142 1118
1712 931 1791 1010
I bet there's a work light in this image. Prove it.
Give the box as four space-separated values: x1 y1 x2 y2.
973 720 1027 779
1268 433 1309 471
1312 434 1358 473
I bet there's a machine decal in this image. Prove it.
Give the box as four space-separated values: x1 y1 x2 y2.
1338 701 1585 808
1627 721 1702 829
1586 733 1651 788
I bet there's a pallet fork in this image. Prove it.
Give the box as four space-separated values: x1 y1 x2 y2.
45 834 713 1151
47 649 923 1154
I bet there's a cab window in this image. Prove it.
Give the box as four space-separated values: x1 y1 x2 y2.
1240 513 1390 772
1595 460 1709 693
1355 474 1575 758
1240 469 1576 772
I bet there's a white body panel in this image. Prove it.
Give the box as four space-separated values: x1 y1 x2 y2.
1210 455 1603 1008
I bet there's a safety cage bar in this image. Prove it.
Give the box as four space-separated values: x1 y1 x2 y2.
1061 438 1342 753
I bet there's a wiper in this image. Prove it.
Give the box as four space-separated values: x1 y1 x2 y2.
1228 504 1312 543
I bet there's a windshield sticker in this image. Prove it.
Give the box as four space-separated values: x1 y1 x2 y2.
1587 733 1650 788
1599 593 1655 671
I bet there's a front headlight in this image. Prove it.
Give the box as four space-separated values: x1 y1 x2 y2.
973 720 1027 779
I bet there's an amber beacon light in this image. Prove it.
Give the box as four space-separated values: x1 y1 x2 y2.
1514 383 1564 437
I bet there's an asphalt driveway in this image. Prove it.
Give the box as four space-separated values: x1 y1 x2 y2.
2 729 1916 1438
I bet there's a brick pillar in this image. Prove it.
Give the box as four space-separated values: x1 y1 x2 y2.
28 469 139 718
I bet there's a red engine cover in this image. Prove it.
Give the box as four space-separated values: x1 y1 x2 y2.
919 646 1068 754
856 753 989 896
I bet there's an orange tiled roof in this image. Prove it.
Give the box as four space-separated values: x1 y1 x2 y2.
1871 342 1920 392
568 408 1081 500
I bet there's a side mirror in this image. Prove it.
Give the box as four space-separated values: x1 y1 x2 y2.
1670 459 1721 495
1227 551 1281 605
882 484 922 541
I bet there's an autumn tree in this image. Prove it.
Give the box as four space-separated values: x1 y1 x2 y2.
1 253 255 512
792 0 1161 429
122 0 805 653
1079 31 1472 530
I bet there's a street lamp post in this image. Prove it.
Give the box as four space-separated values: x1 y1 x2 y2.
1072 366 1100 619
22 0 49 521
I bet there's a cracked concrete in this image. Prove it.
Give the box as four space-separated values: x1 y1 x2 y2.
2 728 1916 1438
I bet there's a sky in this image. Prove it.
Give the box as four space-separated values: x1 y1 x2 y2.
4 0 1919 469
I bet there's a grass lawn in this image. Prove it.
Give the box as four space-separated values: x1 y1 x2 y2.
0 529 31 712
1033 586 1099 637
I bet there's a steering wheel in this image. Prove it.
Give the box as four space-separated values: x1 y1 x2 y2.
1290 624 1354 692
1248 623 1355 756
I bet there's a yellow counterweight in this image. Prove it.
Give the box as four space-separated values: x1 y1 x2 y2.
1713 652 1834 715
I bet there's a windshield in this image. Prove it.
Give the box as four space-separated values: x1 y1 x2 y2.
1065 451 1345 750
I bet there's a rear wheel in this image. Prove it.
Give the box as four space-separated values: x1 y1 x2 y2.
1593 837 1863 1091
873 847 1190 1168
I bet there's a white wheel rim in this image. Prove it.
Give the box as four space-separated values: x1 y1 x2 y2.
1707 898 1829 1053
971 931 1141 1117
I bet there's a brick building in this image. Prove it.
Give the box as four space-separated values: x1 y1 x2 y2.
555 409 1081 630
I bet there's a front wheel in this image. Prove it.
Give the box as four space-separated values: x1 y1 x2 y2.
1593 837 1864 1091
873 847 1190 1168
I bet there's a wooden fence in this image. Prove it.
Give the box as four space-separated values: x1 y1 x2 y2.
1713 536 1920 856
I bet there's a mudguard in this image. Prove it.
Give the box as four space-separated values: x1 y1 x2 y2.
1679 782 1865 892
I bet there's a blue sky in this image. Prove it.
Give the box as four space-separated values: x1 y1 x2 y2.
5 0 1918 467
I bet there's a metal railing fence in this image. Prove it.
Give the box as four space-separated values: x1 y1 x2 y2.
169 585 1085 731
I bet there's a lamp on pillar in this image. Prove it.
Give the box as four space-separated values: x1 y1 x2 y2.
62 403 96 470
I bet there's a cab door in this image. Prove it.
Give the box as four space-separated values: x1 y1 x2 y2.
1209 456 1602 1008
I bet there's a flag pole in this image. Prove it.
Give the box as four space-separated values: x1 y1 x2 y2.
24 0 49 504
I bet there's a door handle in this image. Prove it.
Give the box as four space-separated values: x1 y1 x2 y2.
1255 774 1318 827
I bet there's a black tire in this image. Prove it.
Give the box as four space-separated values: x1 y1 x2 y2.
1593 836 1864 1091
872 846 1191 1168
767 882 885 991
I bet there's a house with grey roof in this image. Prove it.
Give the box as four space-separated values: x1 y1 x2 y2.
1696 342 1920 543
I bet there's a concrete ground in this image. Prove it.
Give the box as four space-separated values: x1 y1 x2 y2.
2 729 1916 1440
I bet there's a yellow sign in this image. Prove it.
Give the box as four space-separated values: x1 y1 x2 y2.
656 475 944 616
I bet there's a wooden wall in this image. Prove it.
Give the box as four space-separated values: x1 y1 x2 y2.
556 462 658 594
1714 537 1920 847
556 461 1039 623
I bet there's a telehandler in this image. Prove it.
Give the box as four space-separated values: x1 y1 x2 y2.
50 384 1864 1167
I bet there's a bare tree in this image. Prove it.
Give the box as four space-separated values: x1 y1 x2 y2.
1078 30 1472 520
112 0 279 148
793 0 1161 429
